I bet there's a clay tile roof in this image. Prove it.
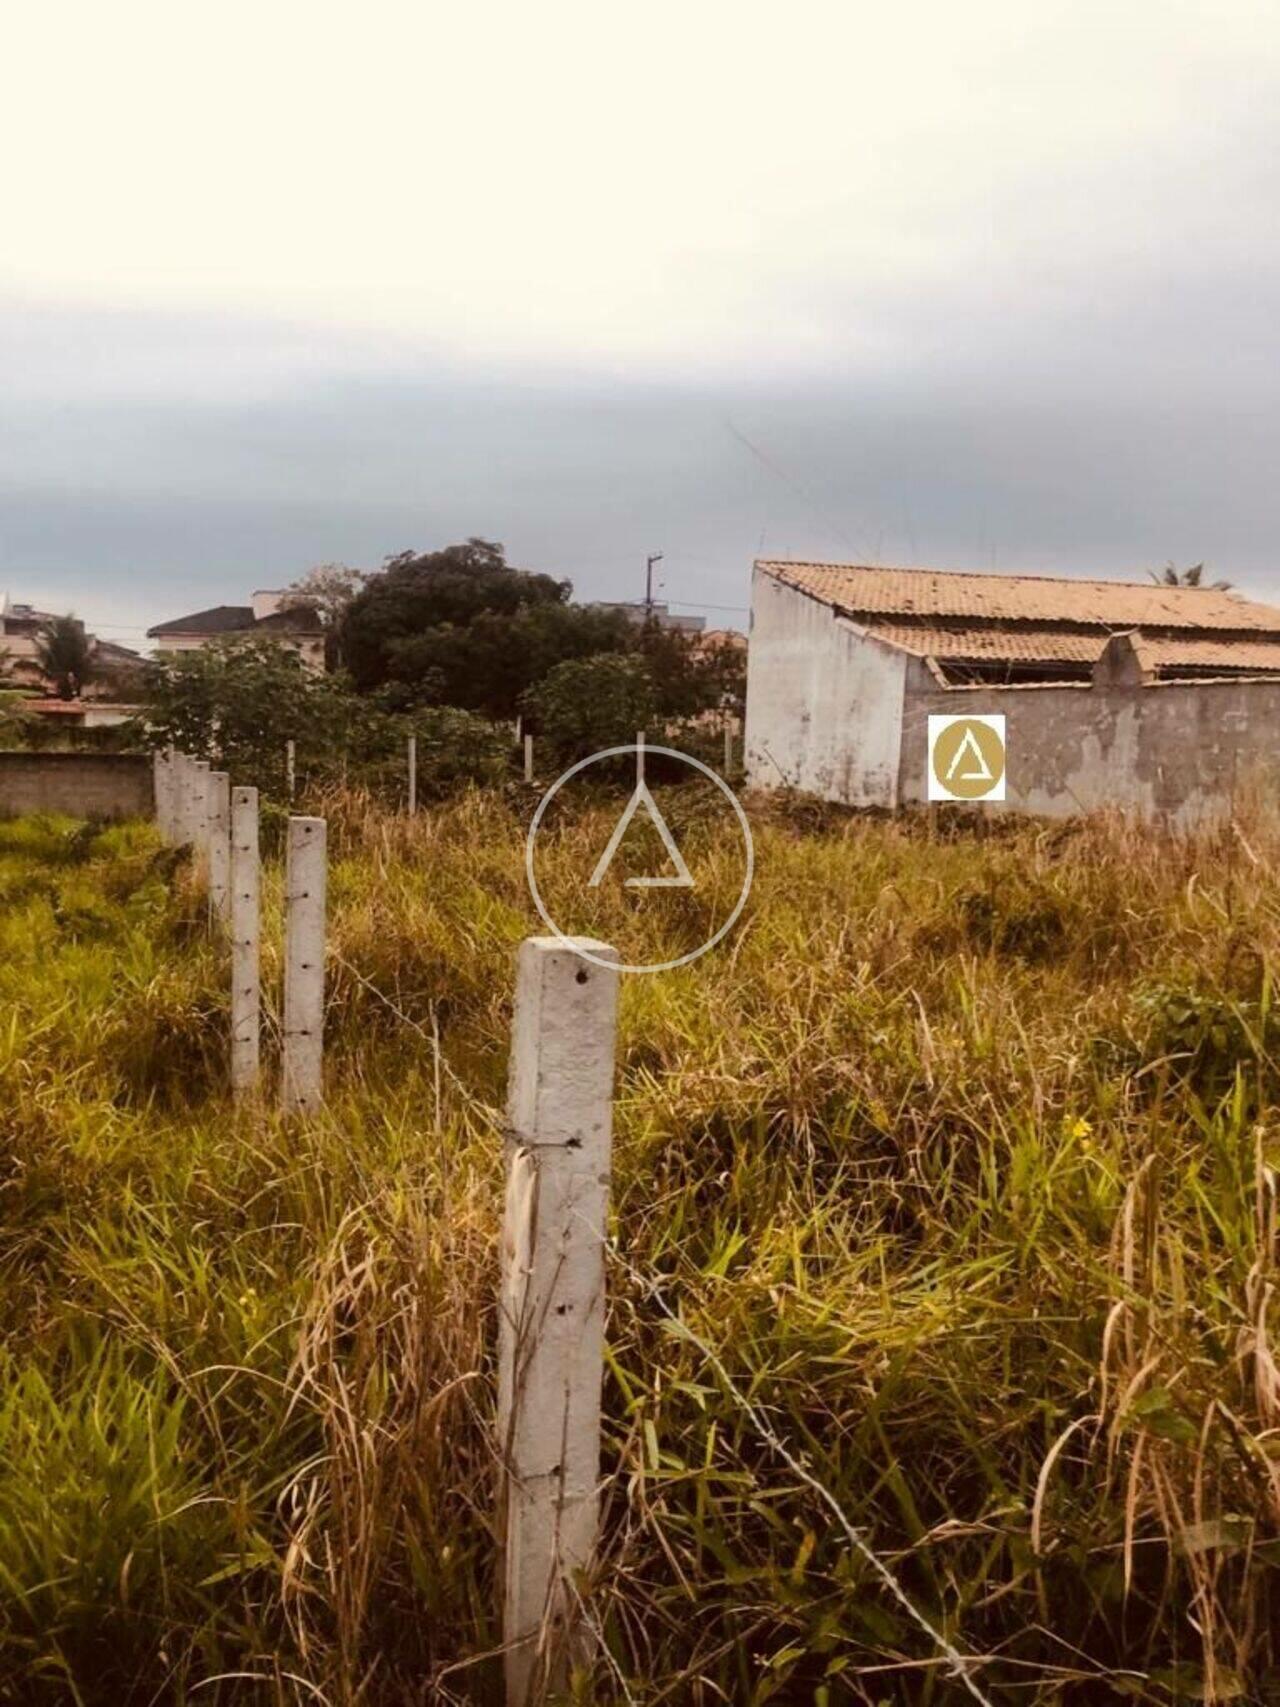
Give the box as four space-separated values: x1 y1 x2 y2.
1131 635 1280 674
863 623 1103 665
758 561 1280 634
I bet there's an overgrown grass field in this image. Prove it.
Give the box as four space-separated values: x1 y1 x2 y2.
1 790 1278 1704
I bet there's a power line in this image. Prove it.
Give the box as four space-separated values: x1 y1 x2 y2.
723 418 878 561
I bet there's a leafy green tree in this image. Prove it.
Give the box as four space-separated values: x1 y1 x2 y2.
522 653 656 760
638 625 746 719
35 616 95 700
385 600 636 717
137 637 362 794
397 706 509 797
340 540 571 692
282 564 370 668
136 635 507 799
0 687 35 748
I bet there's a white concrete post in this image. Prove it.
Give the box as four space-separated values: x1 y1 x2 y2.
286 739 296 801
165 748 181 841
172 752 191 845
407 734 417 816
515 714 523 746
282 816 326 1115
230 786 261 1099
190 761 211 872
207 771 231 925
152 750 173 840
498 936 620 1705
523 733 534 784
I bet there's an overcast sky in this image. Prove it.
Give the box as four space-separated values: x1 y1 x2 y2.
3 0 1279 650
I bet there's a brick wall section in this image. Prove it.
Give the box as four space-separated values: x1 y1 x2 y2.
0 753 154 820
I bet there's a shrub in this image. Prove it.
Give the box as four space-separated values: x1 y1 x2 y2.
522 652 656 760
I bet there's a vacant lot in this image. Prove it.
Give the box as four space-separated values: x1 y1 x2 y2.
0 793 1277 1704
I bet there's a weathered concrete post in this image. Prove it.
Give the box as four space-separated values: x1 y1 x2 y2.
523 733 534 785
407 734 417 816
166 748 182 841
498 936 620 1705
230 786 261 1098
207 771 231 925
172 752 192 845
282 816 326 1115
190 761 211 872
723 718 733 777
153 750 173 841
286 739 296 802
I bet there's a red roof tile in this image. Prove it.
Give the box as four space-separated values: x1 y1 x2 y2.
759 561 1280 634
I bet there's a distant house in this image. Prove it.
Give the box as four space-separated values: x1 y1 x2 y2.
745 559 1280 823
0 593 143 701
20 699 136 730
147 590 325 672
590 600 707 634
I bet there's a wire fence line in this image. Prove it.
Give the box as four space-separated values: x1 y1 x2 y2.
324 942 997 1702
155 745 1006 1705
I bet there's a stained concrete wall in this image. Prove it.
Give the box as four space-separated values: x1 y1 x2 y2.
0 753 154 820
898 663 1280 824
744 567 906 804
747 573 1280 822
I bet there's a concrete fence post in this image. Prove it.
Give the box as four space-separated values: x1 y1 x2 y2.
207 771 231 925
407 734 417 816
498 936 620 1705
282 816 326 1115
230 786 261 1099
524 733 534 785
167 748 182 841
190 760 211 872
172 752 191 845
153 750 173 840
723 717 733 777
286 739 296 802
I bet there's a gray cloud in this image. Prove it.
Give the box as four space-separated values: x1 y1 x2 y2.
4 247 1280 653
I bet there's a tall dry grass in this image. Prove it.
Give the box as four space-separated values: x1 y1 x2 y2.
0 789 1278 1703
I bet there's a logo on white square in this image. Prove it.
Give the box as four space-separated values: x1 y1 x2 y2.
928 714 1006 801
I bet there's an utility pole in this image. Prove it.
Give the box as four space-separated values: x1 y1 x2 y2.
645 551 664 620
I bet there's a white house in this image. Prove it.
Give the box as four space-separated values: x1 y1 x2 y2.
744 559 1280 822
147 590 326 672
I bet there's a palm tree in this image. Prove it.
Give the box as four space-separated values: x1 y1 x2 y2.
35 615 94 700
1150 561 1232 590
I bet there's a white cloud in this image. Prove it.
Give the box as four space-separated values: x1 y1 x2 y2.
4 0 1278 369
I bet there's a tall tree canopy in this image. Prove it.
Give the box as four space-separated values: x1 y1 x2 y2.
340 540 578 697
337 538 747 723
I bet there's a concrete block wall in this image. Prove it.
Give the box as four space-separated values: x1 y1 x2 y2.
0 753 154 820
897 660 1280 825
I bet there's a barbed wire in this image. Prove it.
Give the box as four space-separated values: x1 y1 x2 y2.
593 1216 998 1706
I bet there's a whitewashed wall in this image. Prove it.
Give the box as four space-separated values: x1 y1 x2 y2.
744 568 906 806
